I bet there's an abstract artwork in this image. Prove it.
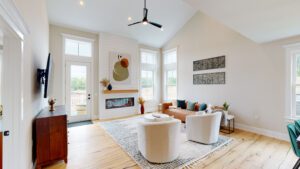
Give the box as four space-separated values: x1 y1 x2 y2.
193 72 225 85
193 56 225 71
109 52 131 85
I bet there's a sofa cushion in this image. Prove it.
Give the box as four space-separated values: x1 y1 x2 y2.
200 103 207 111
177 100 186 109
187 101 196 111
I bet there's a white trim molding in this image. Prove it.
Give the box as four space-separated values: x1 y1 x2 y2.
0 0 29 39
235 123 288 141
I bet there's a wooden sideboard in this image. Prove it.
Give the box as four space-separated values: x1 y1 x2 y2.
33 106 68 169
0 132 2 169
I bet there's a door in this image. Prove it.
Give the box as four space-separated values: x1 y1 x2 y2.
66 62 92 123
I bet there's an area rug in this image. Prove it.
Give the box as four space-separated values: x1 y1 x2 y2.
99 116 233 169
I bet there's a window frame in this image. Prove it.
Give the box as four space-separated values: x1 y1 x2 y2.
140 49 158 101
285 43 300 120
163 48 178 101
62 34 94 62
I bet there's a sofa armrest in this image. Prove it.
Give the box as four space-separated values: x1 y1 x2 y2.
162 103 172 113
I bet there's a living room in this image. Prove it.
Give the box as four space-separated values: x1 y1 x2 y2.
0 0 300 169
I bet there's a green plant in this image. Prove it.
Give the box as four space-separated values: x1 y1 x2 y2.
223 102 230 111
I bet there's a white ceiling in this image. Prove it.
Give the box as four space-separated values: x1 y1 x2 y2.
46 0 196 48
184 0 300 43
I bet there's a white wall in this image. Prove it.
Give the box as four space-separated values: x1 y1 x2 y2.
163 11 297 140
49 25 99 119
12 0 49 168
99 33 140 119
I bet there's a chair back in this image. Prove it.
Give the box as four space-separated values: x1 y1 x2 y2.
287 124 300 157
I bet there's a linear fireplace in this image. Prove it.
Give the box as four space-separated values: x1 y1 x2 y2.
105 97 135 109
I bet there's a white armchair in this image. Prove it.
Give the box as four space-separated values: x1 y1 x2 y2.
186 112 222 144
137 119 181 163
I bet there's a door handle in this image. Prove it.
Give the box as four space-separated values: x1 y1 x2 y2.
3 130 9 136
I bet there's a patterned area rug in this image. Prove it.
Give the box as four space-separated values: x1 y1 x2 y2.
99 116 232 169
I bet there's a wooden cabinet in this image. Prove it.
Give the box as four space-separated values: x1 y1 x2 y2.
34 106 67 169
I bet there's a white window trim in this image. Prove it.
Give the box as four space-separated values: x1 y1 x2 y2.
163 48 178 101
140 48 158 101
284 43 300 120
62 33 94 62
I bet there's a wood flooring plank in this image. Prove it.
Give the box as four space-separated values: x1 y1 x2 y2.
45 118 297 169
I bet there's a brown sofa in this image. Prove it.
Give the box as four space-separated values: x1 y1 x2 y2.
162 102 200 122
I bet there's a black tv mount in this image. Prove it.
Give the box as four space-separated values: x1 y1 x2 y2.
37 69 46 84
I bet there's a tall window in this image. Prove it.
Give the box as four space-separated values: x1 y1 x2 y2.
293 53 300 117
140 49 157 100
163 49 177 101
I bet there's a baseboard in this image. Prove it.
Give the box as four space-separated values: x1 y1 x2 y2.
235 123 289 141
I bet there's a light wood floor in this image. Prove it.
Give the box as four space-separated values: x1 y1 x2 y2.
45 119 297 169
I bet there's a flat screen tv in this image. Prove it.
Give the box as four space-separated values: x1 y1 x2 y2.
44 53 52 98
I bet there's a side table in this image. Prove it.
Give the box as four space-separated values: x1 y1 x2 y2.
221 114 235 134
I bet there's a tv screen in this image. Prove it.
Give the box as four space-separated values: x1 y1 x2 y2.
44 53 52 98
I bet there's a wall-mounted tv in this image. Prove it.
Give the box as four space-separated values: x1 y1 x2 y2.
37 53 52 98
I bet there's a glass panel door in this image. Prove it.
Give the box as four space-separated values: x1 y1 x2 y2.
66 62 92 123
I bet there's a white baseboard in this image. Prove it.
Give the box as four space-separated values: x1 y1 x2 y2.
235 123 289 141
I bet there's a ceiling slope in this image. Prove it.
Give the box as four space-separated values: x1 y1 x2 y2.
184 0 300 43
47 0 197 47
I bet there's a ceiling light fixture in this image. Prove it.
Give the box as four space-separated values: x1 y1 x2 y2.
79 0 84 6
128 17 132 21
128 0 162 30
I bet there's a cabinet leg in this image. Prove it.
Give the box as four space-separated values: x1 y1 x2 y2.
64 158 68 163
36 165 41 169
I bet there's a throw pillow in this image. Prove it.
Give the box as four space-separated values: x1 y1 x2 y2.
200 103 207 111
187 101 196 111
171 99 177 107
177 100 186 109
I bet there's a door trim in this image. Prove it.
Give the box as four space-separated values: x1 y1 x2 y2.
0 1 28 169
65 61 93 123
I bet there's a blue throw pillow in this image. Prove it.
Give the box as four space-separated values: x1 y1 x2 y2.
177 100 186 109
200 103 207 111
187 101 196 111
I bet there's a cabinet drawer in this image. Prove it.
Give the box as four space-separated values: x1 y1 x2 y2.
49 115 67 160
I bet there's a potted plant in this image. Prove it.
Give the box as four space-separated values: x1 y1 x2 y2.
138 97 145 114
100 78 110 90
223 102 230 117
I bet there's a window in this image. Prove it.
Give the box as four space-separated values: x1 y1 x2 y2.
140 49 157 100
64 38 92 57
163 49 177 101
141 70 154 100
286 44 300 119
294 54 300 116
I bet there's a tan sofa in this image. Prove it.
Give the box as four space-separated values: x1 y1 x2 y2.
162 102 200 122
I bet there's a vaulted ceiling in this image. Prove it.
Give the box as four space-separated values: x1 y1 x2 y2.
47 0 300 47
46 0 197 48
184 0 300 43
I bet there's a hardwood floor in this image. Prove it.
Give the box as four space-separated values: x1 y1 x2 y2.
45 120 297 169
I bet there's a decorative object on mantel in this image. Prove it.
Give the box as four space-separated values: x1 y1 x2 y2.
107 83 113 91
193 55 225 71
100 78 110 90
103 89 139 94
48 98 56 112
110 52 131 85
138 97 145 114
193 72 225 85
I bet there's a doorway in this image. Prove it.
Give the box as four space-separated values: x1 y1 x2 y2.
66 61 92 123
